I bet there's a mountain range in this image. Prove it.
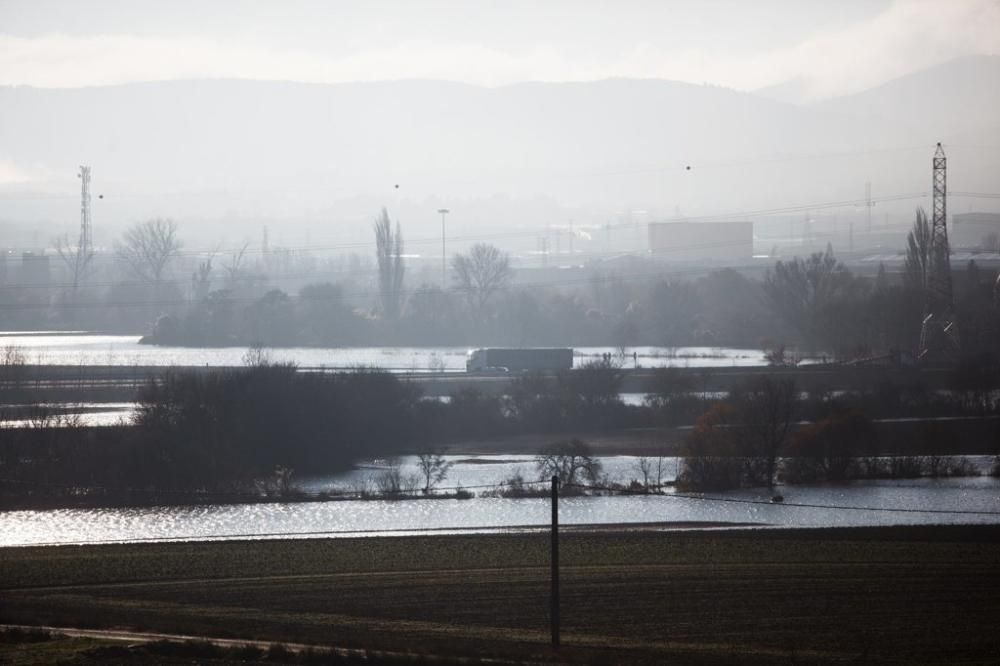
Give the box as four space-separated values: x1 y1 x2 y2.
1 55 997 242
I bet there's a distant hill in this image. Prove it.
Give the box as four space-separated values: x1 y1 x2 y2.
0 58 997 237
0 77 867 193
813 55 1000 138
754 77 812 105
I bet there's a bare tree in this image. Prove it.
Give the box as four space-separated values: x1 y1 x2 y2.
0 345 28 396
763 244 849 347
535 439 602 485
192 256 215 302
116 218 182 285
374 460 419 498
633 452 668 491
451 243 512 315
904 208 931 292
634 456 653 489
734 377 797 490
655 452 669 488
241 343 271 368
224 242 250 287
256 465 296 497
416 450 453 494
374 208 404 321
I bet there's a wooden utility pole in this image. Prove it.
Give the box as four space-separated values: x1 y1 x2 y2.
551 475 560 649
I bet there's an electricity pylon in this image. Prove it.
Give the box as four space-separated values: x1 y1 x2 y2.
918 144 960 360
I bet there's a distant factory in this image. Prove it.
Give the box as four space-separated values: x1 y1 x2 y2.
951 212 1000 251
647 221 754 262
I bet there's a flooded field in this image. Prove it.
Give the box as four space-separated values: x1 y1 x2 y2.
3 455 998 547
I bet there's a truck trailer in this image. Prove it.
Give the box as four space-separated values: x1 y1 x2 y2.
466 348 573 372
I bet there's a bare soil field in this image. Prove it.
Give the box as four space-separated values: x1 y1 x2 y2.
2 526 1000 664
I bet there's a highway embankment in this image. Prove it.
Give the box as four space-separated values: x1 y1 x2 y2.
0 362 959 404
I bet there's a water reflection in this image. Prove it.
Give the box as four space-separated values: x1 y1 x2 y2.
0 333 765 370
3 467 997 547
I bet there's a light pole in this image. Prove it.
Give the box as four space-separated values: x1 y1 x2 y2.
437 208 450 286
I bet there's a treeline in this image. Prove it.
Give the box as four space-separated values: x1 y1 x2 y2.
676 370 1000 492
763 243 1000 357
0 366 421 505
3 358 1000 507
144 249 1000 360
0 360 648 504
141 265 789 349
6 210 1000 358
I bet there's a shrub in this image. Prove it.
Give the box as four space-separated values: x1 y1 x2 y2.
481 471 548 498
782 409 874 483
677 403 743 491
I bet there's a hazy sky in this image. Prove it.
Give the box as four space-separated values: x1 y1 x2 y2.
1 0 997 100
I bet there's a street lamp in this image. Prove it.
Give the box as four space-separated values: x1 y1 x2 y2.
437 208 450 286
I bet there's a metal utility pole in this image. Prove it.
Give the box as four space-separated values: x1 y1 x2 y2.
865 180 873 234
550 475 560 649
437 208 449 286
918 143 960 360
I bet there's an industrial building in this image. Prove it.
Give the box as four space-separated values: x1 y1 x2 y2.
647 221 754 262
951 212 1000 250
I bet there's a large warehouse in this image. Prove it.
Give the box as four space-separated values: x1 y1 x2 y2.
952 213 1000 250
647 221 754 262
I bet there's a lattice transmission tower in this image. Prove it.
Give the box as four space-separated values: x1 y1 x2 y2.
78 165 93 257
918 143 960 360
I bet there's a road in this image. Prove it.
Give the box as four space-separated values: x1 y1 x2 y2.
0 362 957 403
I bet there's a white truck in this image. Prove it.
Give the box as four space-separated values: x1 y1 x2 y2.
466 348 573 373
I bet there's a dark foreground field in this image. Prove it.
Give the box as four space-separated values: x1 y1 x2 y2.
3 526 1000 664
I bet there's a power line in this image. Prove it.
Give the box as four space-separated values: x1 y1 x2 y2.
5 475 997 517
951 191 1000 199
0 254 911 310
0 265 758 309
0 208 946 300
1 191 939 258
564 482 1000 516
5 191 996 307
3 482 997 548
0 476 549 499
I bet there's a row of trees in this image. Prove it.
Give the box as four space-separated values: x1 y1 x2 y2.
12 206 1000 357
675 367 1000 491
151 206 1000 356
372 207 514 322
763 209 1000 356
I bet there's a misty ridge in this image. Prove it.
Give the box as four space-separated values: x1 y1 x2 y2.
1 54 998 243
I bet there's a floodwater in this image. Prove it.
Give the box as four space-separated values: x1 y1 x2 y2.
3 334 996 546
0 332 766 370
2 455 998 547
